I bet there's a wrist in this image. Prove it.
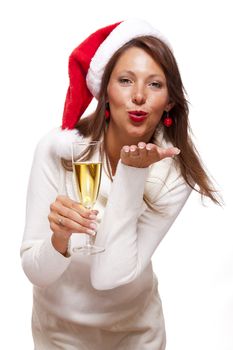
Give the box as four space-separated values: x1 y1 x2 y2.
51 233 70 256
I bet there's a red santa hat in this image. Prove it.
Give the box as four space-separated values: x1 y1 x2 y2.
62 19 171 130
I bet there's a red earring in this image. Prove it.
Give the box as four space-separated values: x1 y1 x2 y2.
163 111 173 127
105 103 110 119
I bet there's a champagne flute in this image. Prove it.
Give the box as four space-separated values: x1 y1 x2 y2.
71 141 105 255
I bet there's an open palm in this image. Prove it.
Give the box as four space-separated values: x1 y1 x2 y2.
120 142 180 168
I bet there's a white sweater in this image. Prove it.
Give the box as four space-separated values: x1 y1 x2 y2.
21 128 192 328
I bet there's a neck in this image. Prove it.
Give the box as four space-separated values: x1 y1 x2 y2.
105 129 122 176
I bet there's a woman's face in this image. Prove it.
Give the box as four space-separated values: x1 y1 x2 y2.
107 46 172 143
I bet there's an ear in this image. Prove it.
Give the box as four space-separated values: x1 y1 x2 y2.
165 101 175 112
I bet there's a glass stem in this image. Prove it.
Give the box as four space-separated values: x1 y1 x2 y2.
86 233 94 247
86 205 95 247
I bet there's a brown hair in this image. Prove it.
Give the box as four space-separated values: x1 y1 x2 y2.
74 36 221 205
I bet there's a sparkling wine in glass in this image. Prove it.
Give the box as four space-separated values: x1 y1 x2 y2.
72 141 105 255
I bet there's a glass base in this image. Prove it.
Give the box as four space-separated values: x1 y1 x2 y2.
72 244 105 255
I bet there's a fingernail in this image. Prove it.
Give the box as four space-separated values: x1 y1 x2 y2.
87 229 96 236
89 214 97 220
174 148 180 155
90 222 97 229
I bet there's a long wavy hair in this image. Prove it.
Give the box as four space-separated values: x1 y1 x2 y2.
72 35 220 205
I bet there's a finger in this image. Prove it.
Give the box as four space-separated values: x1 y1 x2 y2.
146 143 156 151
120 146 130 162
51 201 97 229
129 145 139 156
157 146 180 160
48 212 63 227
50 221 96 238
121 145 130 157
138 142 146 148
138 142 147 157
49 212 96 236
56 195 93 219
122 145 130 153
146 144 159 161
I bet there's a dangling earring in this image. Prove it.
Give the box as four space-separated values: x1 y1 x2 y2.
163 111 173 127
105 103 110 119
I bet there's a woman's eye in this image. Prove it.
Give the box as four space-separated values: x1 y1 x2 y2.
118 78 132 85
149 82 162 88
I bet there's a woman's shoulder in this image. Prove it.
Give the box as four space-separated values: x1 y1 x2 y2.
35 127 84 160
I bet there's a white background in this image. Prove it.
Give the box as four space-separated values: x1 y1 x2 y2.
0 0 232 349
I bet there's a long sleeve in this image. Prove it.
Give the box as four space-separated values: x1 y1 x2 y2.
20 130 71 287
91 160 192 290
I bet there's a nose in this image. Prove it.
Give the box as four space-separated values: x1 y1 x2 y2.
131 85 146 105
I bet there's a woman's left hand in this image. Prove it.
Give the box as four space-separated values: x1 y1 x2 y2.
120 142 180 168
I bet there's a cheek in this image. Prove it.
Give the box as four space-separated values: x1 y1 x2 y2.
148 93 169 112
107 84 130 107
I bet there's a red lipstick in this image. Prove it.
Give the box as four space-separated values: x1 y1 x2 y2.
128 110 148 123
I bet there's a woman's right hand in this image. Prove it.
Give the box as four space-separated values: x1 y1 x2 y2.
48 195 98 255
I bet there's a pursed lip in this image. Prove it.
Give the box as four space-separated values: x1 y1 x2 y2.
128 110 148 116
128 110 148 122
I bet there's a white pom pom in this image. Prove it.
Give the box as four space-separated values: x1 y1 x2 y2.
51 128 82 159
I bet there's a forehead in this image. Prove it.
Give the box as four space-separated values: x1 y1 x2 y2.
112 46 165 77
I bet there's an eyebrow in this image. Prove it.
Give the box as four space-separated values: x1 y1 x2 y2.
119 70 165 80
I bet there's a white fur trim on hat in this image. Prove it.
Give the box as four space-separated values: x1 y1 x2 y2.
86 19 172 98
51 128 83 159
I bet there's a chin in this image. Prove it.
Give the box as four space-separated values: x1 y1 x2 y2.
126 130 149 142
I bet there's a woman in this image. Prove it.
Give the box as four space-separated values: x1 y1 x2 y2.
21 19 220 349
